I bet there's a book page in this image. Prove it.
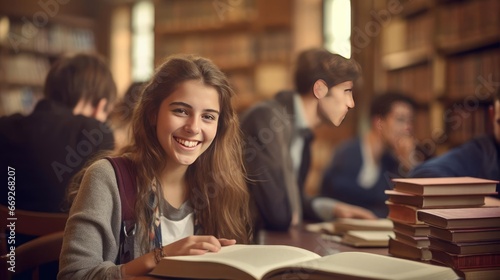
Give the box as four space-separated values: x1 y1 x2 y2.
341 230 395 247
263 252 459 280
335 218 393 229
306 219 393 235
333 218 393 235
305 221 335 234
150 244 320 280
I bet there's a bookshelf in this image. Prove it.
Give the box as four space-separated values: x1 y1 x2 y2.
378 0 500 155
0 14 96 116
153 0 293 112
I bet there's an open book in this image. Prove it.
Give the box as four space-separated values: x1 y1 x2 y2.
149 244 459 280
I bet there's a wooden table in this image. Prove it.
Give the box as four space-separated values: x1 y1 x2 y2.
257 225 389 257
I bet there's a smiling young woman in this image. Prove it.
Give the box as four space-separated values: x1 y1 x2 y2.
155 80 220 168
59 54 253 279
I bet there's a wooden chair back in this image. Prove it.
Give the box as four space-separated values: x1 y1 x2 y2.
1 231 64 280
0 205 68 279
0 205 68 237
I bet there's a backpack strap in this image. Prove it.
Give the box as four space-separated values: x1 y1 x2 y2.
106 156 137 264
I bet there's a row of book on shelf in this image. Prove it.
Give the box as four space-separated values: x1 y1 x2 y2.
386 176 500 280
446 107 491 148
3 20 95 53
386 64 432 104
1 54 50 86
399 0 500 51
446 47 500 100
436 0 499 46
155 30 291 70
0 87 41 116
155 0 257 31
386 46 500 107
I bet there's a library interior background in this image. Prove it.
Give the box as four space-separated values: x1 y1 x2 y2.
1 0 499 195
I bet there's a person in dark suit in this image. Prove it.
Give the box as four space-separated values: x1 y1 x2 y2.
240 48 376 231
0 53 117 213
410 87 500 205
320 92 419 218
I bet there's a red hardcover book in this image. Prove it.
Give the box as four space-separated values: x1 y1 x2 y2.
430 226 500 243
393 221 430 237
456 267 500 280
392 177 498 196
385 190 486 208
417 207 500 229
430 249 500 269
386 202 424 225
429 236 500 255
394 232 430 247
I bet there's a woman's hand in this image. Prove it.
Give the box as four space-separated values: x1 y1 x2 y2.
333 202 377 220
120 235 236 277
393 135 420 170
163 235 236 256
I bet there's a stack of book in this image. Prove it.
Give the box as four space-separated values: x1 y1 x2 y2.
385 177 498 263
418 207 500 279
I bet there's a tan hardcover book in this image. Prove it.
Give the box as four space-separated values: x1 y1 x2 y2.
394 231 430 247
385 190 486 208
388 237 432 261
392 177 498 196
386 201 425 224
417 207 500 229
333 218 394 235
428 236 500 255
430 226 500 242
341 230 395 248
393 221 430 237
150 244 459 280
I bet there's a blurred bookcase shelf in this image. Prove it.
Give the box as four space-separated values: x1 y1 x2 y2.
437 30 500 55
399 0 433 17
0 13 96 116
156 20 255 36
153 0 293 113
379 0 500 154
382 46 433 71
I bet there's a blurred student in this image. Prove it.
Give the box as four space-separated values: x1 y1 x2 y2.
58 55 252 279
320 93 419 218
240 48 376 232
108 81 144 150
0 53 117 213
410 87 500 205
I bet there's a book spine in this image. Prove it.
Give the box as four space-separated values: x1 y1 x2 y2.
389 206 423 225
450 254 500 269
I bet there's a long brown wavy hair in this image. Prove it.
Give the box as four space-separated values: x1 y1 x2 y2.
68 54 253 252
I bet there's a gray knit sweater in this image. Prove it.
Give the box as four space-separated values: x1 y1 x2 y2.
58 159 134 279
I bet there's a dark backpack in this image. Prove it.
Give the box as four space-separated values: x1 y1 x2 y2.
106 156 137 264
